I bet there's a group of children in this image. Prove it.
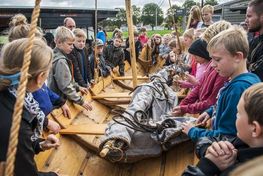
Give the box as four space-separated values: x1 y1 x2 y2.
1 0 263 175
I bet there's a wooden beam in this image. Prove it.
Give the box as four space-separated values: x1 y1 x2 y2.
92 92 132 99
125 0 138 88
60 124 107 135
112 76 148 81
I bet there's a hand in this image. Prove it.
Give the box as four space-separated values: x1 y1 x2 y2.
82 101 92 111
196 112 210 126
40 134 60 151
47 120 61 134
185 73 198 85
61 103 71 119
90 79 95 85
171 106 183 116
126 48 131 52
112 67 118 73
206 141 236 157
205 147 237 171
79 87 89 94
181 122 195 135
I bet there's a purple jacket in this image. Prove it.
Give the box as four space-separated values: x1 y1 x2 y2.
179 62 228 114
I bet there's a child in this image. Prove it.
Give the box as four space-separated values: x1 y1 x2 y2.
89 39 111 80
178 38 212 89
186 5 203 29
172 39 227 115
181 26 261 141
138 27 148 46
104 34 125 76
124 31 142 64
201 4 214 28
151 34 162 65
159 34 172 60
0 38 59 175
70 28 92 88
48 26 92 111
183 83 263 175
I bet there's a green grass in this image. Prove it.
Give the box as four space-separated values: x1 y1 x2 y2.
0 35 8 44
107 30 173 39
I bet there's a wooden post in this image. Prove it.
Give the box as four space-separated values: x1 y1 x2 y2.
125 0 138 88
168 0 182 54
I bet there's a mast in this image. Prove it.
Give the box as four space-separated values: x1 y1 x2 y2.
125 0 138 88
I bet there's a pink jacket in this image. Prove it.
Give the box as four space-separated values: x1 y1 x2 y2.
179 62 228 114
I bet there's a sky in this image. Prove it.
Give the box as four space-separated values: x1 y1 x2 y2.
0 0 228 10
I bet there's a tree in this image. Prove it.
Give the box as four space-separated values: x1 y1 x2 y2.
141 3 164 30
164 4 181 30
204 0 218 6
132 5 141 25
183 0 198 12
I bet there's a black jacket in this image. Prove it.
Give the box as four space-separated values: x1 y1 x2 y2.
0 90 57 176
103 44 125 76
248 34 263 81
182 136 263 176
89 52 110 80
69 46 92 87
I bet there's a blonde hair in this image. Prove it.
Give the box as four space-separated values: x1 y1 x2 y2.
0 38 53 90
186 5 202 29
73 28 87 39
183 28 195 40
9 13 28 28
207 26 249 58
8 24 43 42
201 5 214 14
55 26 75 43
201 20 232 43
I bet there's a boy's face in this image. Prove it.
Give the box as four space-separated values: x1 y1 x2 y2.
245 6 263 33
74 36 86 50
57 39 74 54
113 38 122 47
236 97 253 145
202 10 213 23
169 52 176 63
210 45 238 78
162 37 170 45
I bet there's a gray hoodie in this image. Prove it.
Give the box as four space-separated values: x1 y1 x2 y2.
48 47 84 105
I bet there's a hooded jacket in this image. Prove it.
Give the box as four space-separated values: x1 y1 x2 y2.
188 73 260 141
48 47 83 105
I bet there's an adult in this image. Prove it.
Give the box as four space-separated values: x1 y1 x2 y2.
246 0 263 81
63 17 76 31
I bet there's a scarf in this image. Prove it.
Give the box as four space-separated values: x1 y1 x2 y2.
8 86 45 141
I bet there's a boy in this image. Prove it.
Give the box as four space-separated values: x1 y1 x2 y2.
48 26 92 111
159 34 172 60
124 31 142 65
182 26 261 141
201 5 214 28
70 28 92 88
89 39 110 80
183 83 263 175
104 34 125 76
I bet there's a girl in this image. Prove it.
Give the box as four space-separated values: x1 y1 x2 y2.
186 5 203 30
0 38 59 175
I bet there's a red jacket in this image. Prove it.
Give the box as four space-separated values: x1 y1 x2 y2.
179 62 228 114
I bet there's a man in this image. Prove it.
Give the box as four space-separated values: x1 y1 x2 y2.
63 17 76 31
246 0 263 81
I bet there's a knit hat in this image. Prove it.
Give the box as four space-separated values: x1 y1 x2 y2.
92 39 104 47
188 38 211 60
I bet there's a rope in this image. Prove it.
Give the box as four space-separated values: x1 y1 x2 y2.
4 0 41 175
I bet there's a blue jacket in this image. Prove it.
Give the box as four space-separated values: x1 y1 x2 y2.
32 84 65 116
188 73 260 141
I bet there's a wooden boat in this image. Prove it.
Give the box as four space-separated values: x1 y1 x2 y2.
33 59 197 176
3 1 196 176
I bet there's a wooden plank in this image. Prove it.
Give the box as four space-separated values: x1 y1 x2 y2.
113 76 148 81
92 92 132 99
60 124 107 135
